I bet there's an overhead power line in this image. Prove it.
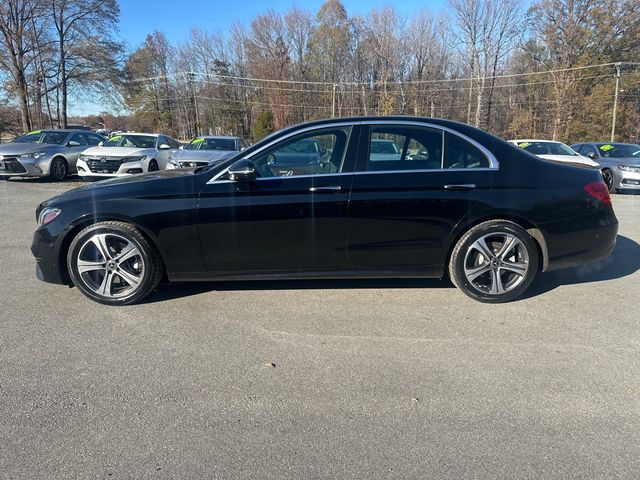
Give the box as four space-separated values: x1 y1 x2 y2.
120 61 640 89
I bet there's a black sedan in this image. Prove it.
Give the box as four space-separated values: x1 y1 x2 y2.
32 117 618 305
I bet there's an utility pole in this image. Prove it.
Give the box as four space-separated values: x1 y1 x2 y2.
187 72 200 136
331 83 337 118
611 62 621 142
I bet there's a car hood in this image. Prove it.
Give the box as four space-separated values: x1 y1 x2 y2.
0 143 55 155
538 154 600 168
81 146 153 157
173 149 237 162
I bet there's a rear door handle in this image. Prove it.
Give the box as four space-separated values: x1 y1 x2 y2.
309 185 342 193
444 184 476 191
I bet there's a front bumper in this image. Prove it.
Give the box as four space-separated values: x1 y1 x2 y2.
616 168 640 190
0 156 51 177
31 223 68 285
77 158 147 178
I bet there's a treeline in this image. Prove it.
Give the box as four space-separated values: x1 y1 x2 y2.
1 0 640 143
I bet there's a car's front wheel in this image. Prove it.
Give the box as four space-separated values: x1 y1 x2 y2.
67 221 163 305
49 157 68 181
449 220 539 303
601 168 615 192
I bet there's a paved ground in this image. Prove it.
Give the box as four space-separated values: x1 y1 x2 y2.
1 177 639 479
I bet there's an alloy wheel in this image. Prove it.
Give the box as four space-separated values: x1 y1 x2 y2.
601 169 614 192
76 233 145 298
51 158 67 181
463 232 530 295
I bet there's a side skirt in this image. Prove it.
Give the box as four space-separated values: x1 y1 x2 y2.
168 266 445 283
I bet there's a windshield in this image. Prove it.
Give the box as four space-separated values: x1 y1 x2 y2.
40 131 69 145
12 131 43 143
185 137 237 151
103 134 157 149
596 143 640 158
517 141 578 156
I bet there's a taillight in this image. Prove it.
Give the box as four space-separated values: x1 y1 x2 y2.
584 181 611 205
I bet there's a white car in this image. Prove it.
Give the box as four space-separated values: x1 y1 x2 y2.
76 133 181 179
508 139 599 168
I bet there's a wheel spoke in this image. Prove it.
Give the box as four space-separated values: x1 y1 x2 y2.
489 269 505 295
501 261 528 276
117 268 142 289
470 237 494 260
90 234 112 261
114 242 139 263
98 271 114 296
464 263 492 281
77 259 105 274
497 235 519 260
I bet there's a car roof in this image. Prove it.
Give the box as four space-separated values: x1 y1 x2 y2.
510 139 563 144
114 132 160 137
196 135 240 140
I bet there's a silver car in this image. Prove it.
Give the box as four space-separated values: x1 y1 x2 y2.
571 142 640 192
166 135 248 169
0 129 105 181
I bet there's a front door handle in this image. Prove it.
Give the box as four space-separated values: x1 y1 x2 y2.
309 185 342 193
444 184 476 191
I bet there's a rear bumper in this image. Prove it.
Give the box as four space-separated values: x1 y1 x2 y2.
544 220 618 272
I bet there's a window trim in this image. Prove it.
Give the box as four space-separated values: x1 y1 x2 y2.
207 120 499 184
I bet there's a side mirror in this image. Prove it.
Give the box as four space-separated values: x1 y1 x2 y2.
587 151 597 159
159 143 171 150
98 141 104 146
179 145 184 150
228 159 257 182
67 140 81 147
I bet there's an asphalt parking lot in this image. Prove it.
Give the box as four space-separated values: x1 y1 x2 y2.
1 178 639 479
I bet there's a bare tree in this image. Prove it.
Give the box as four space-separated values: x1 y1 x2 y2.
49 0 120 127
0 0 43 131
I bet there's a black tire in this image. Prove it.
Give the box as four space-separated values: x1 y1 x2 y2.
148 159 159 172
50 157 68 181
67 221 164 305
601 168 615 192
448 220 539 303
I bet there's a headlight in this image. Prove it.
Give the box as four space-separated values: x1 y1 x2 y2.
38 207 61 226
19 152 47 160
168 159 183 168
79 154 88 161
120 155 147 163
618 164 640 173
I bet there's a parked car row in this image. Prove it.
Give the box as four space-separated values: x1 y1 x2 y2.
508 138 640 193
0 130 248 181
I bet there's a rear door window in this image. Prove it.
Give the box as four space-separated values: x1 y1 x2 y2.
444 133 490 169
361 125 443 172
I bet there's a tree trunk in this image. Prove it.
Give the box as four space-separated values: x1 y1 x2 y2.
59 33 68 128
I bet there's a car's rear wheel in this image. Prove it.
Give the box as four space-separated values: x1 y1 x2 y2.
50 157 67 181
148 159 159 171
449 220 539 303
601 168 615 192
67 221 163 305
